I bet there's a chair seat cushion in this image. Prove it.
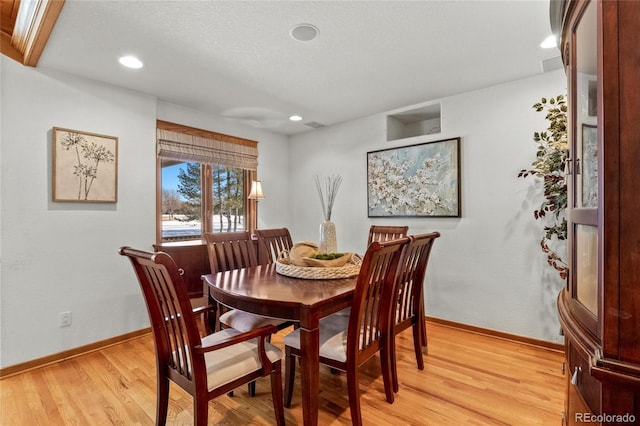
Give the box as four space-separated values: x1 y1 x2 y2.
201 329 282 391
283 314 350 363
219 309 290 333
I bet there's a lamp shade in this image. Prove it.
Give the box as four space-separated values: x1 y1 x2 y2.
248 180 265 199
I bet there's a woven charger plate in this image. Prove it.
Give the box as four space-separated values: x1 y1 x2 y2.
276 253 362 280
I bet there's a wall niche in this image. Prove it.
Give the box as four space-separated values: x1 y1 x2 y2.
386 103 441 141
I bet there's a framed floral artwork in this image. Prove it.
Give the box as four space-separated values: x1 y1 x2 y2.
367 137 461 217
52 127 118 203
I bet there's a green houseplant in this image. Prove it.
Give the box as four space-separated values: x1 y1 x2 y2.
518 95 569 279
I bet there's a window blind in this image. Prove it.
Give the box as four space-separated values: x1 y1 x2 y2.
157 127 258 171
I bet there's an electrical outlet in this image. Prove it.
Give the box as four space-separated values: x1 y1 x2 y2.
60 311 72 327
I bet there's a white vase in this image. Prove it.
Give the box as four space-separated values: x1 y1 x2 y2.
318 220 337 254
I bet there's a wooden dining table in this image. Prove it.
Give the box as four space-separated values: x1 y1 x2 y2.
202 263 358 426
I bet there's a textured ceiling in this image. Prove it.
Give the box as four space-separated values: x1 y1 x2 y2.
36 0 561 136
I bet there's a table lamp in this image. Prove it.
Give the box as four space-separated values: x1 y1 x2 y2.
248 180 265 200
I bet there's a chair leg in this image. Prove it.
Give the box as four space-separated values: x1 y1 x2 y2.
248 381 256 396
346 367 363 426
270 362 286 426
284 348 296 408
193 393 208 426
391 334 400 393
380 341 395 403
156 375 170 426
421 320 428 354
419 305 428 350
413 322 425 371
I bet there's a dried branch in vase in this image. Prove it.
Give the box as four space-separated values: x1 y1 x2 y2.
314 174 343 221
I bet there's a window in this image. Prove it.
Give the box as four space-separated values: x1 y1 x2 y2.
156 121 258 243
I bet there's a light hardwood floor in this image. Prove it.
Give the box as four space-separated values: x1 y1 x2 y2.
0 321 565 425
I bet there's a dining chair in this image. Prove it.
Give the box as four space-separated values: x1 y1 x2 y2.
390 232 440 394
254 227 294 264
152 242 212 334
367 225 409 246
204 231 297 396
333 225 410 319
203 231 295 333
119 247 285 426
282 237 409 426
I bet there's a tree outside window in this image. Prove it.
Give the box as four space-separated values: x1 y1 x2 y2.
160 160 246 241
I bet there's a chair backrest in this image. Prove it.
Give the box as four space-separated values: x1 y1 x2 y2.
119 247 203 386
204 231 259 274
348 237 409 364
367 225 409 247
254 228 294 264
394 232 440 329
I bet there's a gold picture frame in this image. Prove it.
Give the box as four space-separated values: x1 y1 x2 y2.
52 127 118 203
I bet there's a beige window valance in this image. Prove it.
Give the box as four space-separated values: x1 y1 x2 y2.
156 121 258 171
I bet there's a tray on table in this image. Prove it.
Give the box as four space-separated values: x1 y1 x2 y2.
275 252 362 280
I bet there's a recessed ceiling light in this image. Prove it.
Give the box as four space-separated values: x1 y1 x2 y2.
540 35 557 49
289 115 303 122
290 24 319 42
119 55 143 69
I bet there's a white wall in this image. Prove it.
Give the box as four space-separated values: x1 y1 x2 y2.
0 57 290 367
0 57 156 367
0 54 566 368
289 70 567 343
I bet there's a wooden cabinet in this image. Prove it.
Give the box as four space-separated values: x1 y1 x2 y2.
555 0 640 424
153 240 210 297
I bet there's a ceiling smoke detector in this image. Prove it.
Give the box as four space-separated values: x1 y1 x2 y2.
290 24 319 42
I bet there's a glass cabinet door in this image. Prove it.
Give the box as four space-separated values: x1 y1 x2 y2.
569 0 599 331
574 0 598 210
575 224 598 314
